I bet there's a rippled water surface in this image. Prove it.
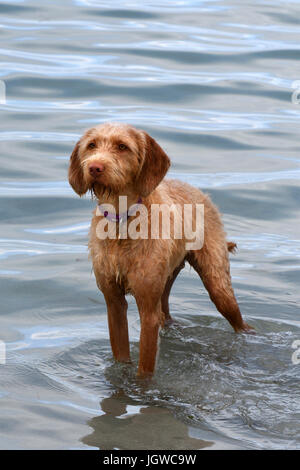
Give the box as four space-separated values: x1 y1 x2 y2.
0 0 300 450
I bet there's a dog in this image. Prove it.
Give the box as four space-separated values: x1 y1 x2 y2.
68 122 253 377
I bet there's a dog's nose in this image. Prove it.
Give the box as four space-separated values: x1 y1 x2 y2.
89 163 104 177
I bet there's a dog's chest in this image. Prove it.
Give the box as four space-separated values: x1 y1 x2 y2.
89 215 185 294
91 237 150 292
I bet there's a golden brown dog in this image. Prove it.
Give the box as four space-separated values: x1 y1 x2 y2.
68 122 253 377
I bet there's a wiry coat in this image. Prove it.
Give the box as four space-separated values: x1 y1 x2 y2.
69 123 253 377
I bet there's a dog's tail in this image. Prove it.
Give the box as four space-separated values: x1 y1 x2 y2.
227 241 237 253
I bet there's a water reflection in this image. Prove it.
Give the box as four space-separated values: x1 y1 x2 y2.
81 391 212 450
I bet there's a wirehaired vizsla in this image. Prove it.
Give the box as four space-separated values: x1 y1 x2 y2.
69 122 253 377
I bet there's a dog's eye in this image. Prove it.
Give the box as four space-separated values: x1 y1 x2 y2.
88 142 96 150
118 143 128 151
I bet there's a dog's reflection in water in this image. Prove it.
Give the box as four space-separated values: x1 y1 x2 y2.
81 391 213 450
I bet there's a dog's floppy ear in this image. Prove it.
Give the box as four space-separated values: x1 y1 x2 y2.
136 132 170 197
68 140 88 196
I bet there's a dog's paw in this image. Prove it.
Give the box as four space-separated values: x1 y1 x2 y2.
237 322 256 334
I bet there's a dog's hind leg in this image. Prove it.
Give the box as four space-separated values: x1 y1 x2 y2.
186 246 254 333
161 259 185 326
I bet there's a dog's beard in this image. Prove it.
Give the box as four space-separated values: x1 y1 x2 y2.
90 181 119 201
86 170 134 202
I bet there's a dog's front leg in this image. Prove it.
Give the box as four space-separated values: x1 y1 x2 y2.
102 287 131 364
135 294 163 378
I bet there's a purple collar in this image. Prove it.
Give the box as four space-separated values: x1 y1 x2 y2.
98 197 142 223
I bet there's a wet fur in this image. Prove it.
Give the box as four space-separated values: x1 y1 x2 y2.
68 122 253 377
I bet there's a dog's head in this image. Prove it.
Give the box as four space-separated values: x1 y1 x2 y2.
68 123 170 198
